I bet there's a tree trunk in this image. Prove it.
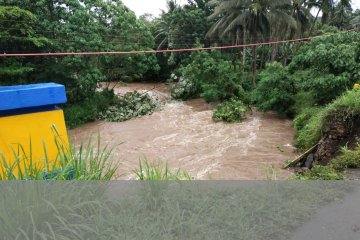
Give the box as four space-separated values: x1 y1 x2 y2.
308 8 321 37
260 45 265 69
252 29 258 88
271 41 278 62
242 30 246 67
252 45 257 88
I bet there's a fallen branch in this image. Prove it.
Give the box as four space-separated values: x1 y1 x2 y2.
283 144 319 169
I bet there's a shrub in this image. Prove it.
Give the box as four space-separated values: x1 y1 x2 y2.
170 50 250 103
254 62 296 116
331 144 360 171
99 91 156 122
64 89 116 129
294 165 344 180
170 73 201 100
292 92 316 115
289 32 360 105
212 98 250 123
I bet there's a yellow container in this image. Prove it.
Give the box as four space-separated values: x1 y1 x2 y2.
0 109 69 174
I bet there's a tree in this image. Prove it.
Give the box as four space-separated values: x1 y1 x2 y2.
207 0 295 87
0 6 50 85
332 0 353 30
307 0 337 35
0 0 158 102
351 9 360 30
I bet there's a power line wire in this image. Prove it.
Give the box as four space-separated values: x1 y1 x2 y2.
0 30 354 57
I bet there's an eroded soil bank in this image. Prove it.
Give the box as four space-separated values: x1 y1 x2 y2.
69 83 296 179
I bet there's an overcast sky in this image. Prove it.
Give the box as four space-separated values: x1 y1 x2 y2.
122 0 360 17
122 0 186 17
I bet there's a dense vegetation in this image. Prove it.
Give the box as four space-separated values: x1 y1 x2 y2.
1 0 360 179
1 0 358 126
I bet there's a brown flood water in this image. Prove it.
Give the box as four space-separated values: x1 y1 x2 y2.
69 83 297 180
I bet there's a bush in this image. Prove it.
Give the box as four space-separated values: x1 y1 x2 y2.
170 73 201 100
294 165 344 180
289 32 360 105
254 62 296 116
331 144 360 171
170 50 250 103
212 98 250 123
99 91 156 122
64 89 116 129
292 92 316 115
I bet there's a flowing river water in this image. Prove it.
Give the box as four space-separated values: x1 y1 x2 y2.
69 83 297 180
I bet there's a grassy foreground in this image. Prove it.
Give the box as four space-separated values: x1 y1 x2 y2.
0 181 351 239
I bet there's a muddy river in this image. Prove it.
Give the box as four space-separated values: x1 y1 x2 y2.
69 83 297 179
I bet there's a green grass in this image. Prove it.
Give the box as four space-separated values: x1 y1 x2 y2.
331 144 360 171
0 181 349 239
0 127 118 180
295 109 325 150
294 165 345 180
295 90 360 150
293 107 322 131
134 159 191 180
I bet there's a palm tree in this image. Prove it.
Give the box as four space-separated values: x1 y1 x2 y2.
207 0 294 87
332 0 352 30
155 0 179 50
207 0 248 66
307 0 336 35
291 0 312 35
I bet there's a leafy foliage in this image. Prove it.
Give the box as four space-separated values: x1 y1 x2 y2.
289 32 360 105
0 1 159 122
170 50 250 103
254 62 296 116
213 99 250 123
99 91 156 122
64 89 116 129
0 6 50 84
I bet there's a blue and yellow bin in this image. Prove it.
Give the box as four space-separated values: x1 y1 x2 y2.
0 83 69 176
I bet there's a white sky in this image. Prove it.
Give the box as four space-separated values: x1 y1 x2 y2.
122 0 186 17
122 0 360 17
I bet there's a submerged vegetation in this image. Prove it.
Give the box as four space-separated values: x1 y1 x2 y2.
64 90 117 129
99 91 156 122
213 98 250 123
